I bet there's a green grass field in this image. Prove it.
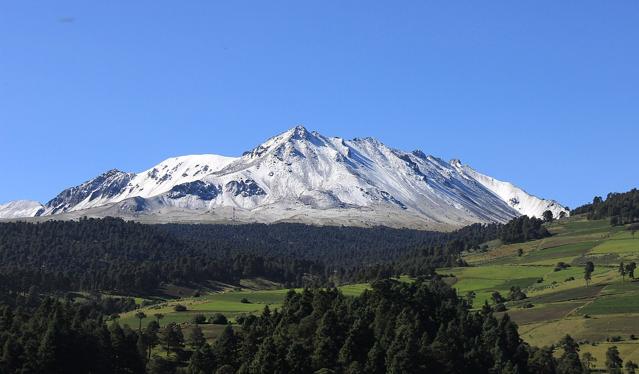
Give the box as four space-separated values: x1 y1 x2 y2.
450 215 639 358
118 282 372 329
116 214 637 362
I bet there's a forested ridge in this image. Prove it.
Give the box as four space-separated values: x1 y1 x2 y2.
572 188 639 225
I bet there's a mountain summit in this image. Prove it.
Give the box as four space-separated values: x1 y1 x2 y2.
0 126 567 230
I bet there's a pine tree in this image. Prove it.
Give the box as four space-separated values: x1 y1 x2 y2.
213 325 237 368
136 334 147 364
135 311 147 332
543 210 554 222
626 262 637 279
584 261 595 286
189 324 206 349
312 310 341 370
528 346 557 374
144 320 160 360
38 311 67 373
338 335 356 367
188 343 216 374
619 262 627 282
1 336 22 373
249 336 280 373
154 313 164 327
364 342 386 374
605 345 623 374
386 309 418 374
286 342 311 374
556 335 583 374
160 322 185 356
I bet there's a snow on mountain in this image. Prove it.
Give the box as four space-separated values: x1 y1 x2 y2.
0 200 44 219
41 154 236 215
452 160 568 219
0 126 568 229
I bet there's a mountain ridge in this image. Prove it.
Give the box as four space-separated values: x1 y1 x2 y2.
0 126 568 230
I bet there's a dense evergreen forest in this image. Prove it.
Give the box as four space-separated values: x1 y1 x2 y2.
498 215 550 244
572 188 639 225
0 278 606 374
0 214 571 373
0 218 508 295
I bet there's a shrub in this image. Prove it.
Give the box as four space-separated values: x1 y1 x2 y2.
210 313 228 325
240 298 251 304
508 286 527 301
554 262 571 272
192 314 207 324
174 304 187 312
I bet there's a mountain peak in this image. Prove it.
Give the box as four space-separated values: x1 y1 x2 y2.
283 125 313 141
0 200 44 219
0 127 569 229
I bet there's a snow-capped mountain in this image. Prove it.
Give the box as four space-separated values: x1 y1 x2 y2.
0 200 44 219
0 126 568 230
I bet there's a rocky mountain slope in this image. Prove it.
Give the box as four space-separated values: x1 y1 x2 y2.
0 126 567 230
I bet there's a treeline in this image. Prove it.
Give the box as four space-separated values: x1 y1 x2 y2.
0 218 498 295
0 295 145 374
2 279 634 374
0 218 324 294
221 278 536 374
498 215 550 244
573 188 639 225
168 221 503 282
160 223 446 267
0 214 549 296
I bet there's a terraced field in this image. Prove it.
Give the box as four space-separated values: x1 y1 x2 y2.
448 215 639 370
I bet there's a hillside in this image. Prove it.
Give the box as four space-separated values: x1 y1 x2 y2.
444 215 639 370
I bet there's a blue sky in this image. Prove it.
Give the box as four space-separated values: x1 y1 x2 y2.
1 1 637 208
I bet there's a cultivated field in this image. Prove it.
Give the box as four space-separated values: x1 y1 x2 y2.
115 215 638 370
447 215 639 370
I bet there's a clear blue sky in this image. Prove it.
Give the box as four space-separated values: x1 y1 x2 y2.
1 1 637 209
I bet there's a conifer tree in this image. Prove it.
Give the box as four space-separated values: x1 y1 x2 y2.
619 262 627 282
605 345 623 374
286 342 311 374
584 261 595 286
364 342 386 374
312 310 341 370
556 335 583 374
189 324 206 349
188 343 216 374
213 325 237 368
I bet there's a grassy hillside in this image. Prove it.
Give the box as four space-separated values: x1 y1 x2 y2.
116 281 373 342
112 215 638 370
444 215 639 370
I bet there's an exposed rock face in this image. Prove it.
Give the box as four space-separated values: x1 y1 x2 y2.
0 126 568 229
